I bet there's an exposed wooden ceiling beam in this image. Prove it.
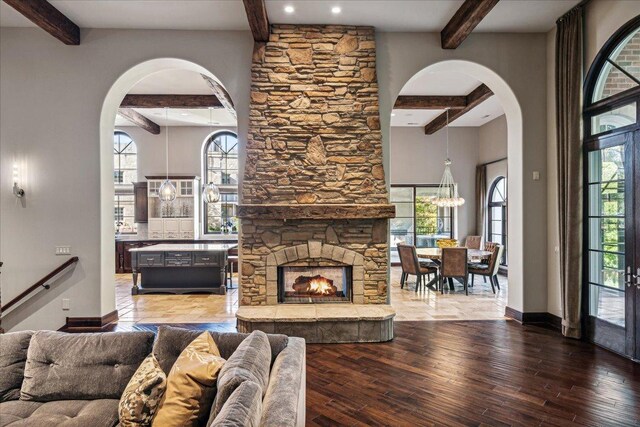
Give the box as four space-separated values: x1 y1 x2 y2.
424 84 493 135
242 0 270 42
118 109 160 135
394 95 468 110
3 0 80 45
120 95 223 109
441 0 499 49
201 75 236 119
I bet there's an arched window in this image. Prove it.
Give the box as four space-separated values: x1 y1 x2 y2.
113 131 137 233
487 176 507 266
203 131 238 234
585 17 640 137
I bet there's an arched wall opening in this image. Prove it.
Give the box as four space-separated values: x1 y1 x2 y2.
390 60 524 312
99 58 236 315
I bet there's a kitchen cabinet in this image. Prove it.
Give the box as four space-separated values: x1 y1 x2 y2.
133 182 148 223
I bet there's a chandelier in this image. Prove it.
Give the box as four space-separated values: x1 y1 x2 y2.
432 109 465 207
158 107 177 202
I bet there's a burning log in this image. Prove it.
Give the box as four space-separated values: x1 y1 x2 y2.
292 275 337 296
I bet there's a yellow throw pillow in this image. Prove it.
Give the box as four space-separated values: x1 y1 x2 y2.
119 353 167 427
152 332 225 427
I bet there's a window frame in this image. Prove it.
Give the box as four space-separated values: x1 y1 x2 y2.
487 176 507 266
113 131 137 234
390 184 455 250
202 130 239 235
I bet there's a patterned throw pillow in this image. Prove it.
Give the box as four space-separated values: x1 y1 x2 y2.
119 353 167 427
152 332 226 427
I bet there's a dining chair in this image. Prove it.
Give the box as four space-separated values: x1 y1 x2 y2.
468 244 504 293
397 244 438 292
226 247 238 289
464 235 482 250
483 241 497 253
439 247 468 295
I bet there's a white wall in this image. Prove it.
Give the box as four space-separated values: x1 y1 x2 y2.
390 126 479 242
546 0 640 317
117 125 237 180
0 28 253 331
479 115 508 210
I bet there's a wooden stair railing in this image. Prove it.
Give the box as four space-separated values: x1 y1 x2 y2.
1 257 79 314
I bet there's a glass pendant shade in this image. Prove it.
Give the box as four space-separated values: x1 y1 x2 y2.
432 109 464 208
203 182 221 203
432 159 465 207
159 179 176 202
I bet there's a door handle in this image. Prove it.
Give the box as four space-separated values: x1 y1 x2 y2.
625 266 632 287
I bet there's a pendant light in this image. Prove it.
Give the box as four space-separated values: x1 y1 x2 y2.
202 107 221 204
433 109 465 207
158 107 177 202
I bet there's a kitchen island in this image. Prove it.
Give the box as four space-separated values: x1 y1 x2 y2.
129 243 236 295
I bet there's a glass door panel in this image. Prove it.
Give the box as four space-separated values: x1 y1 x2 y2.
585 131 637 358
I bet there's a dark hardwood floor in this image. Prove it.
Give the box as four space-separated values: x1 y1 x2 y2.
306 321 640 427
109 320 640 426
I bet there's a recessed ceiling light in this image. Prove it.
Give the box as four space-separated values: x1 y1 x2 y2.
284 5 294 13
391 113 396 117
180 112 189 116
408 122 419 125
406 113 413 117
481 114 491 119
331 6 341 14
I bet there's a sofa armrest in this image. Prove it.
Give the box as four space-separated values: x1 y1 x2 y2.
260 337 306 427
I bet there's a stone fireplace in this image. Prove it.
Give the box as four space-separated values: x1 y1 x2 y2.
236 24 395 342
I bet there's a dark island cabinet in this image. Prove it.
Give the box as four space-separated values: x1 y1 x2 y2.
115 239 237 274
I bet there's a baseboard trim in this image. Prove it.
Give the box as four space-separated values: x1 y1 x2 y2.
61 310 119 331
505 307 562 332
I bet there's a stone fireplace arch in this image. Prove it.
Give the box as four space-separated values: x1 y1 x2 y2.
266 241 365 304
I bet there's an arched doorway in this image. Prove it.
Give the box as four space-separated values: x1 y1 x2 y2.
583 16 640 359
99 58 235 318
389 60 523 318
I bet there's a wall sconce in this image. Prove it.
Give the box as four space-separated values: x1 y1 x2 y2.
12 163 25 198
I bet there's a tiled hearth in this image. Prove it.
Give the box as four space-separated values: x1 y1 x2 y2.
237 24 396 342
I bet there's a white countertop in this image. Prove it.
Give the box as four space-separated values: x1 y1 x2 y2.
129 243 237 252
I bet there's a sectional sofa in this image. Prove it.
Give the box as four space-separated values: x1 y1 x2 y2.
0 326 306 426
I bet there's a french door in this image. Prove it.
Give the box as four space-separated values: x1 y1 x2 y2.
584 129 639 359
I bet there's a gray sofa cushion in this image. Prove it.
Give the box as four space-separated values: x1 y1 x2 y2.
152 326 288 375
260 337 306 427
211 330 271 418
0 331 33 402
0 399 119 427
206 381 262 427
20 331 154 401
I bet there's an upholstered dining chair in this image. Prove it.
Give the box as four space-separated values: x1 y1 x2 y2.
397 244 438 292
464 235 482 250
483 241 497 253
439 247 469 295
469 244 504 293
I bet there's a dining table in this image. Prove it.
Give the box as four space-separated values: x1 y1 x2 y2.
415 247 493 291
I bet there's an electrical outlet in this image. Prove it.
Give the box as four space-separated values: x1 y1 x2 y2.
55 246 71 255
62 298 70 310
532 171 540 181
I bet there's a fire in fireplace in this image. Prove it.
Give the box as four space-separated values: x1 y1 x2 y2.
278 266 352 304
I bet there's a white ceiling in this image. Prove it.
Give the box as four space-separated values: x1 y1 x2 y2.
392 71 505 128
115 69 237 127
0 0 581 32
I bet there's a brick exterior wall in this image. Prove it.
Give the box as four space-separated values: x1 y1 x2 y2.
598 31 640 100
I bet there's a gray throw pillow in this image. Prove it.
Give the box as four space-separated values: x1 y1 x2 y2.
21 330 154 401
153 326 288 375
211 330 272 418
0 331 33 402
207 381 262 427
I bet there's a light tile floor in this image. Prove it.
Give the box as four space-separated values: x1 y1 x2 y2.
389 267 508 321
114 267 507 325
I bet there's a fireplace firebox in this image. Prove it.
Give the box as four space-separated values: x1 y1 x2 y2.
278 266 352 304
